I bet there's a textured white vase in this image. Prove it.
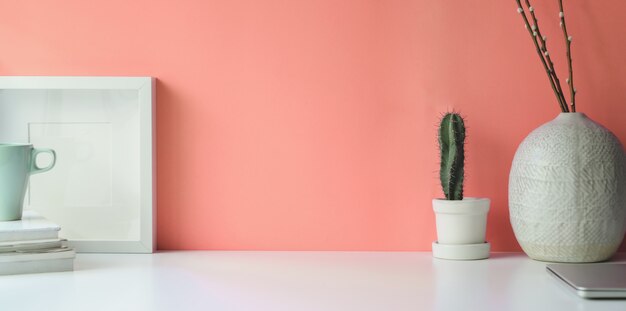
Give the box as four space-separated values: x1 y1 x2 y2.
509 113 626 262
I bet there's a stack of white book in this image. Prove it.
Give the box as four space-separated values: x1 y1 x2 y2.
0 211 75 275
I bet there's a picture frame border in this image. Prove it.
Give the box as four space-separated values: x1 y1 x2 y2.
0 76 156 253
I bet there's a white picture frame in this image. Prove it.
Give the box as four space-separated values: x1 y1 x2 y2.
0 76 155 253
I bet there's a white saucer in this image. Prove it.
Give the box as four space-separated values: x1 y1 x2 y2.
432 241 490 260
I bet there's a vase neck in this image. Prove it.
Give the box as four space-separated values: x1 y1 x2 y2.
554 112 587 122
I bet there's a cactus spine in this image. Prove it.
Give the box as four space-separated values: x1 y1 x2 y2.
438 113 465 200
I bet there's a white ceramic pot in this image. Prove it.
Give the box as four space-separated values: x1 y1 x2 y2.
433 198 490 244
509 113 626 262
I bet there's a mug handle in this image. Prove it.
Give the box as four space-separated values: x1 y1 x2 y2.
31 148 56 175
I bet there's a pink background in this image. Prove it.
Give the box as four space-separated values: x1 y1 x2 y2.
1 1 626 251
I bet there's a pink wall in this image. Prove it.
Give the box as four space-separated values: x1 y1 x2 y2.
2 1 626 251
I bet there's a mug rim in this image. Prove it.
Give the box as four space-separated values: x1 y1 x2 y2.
0 143 33 147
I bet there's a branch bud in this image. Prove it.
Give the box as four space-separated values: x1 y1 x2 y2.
542 35 547 41
568 36 572 42
529 6 534 12
544 51 549 56
559 12 564 18
517 8 523 13
531 25 537 31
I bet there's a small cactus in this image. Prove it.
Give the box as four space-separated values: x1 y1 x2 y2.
438 113 466 200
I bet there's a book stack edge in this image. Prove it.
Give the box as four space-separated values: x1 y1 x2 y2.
0 211 75 275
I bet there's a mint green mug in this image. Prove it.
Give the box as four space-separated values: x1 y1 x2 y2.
0 144 56 221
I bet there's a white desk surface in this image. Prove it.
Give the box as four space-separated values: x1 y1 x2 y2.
0 251 625 311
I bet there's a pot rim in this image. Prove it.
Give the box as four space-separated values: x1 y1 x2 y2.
432 197 490 215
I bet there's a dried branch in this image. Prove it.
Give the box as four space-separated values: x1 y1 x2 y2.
524 0 568 111
515 0 569 112
559 0 576 112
